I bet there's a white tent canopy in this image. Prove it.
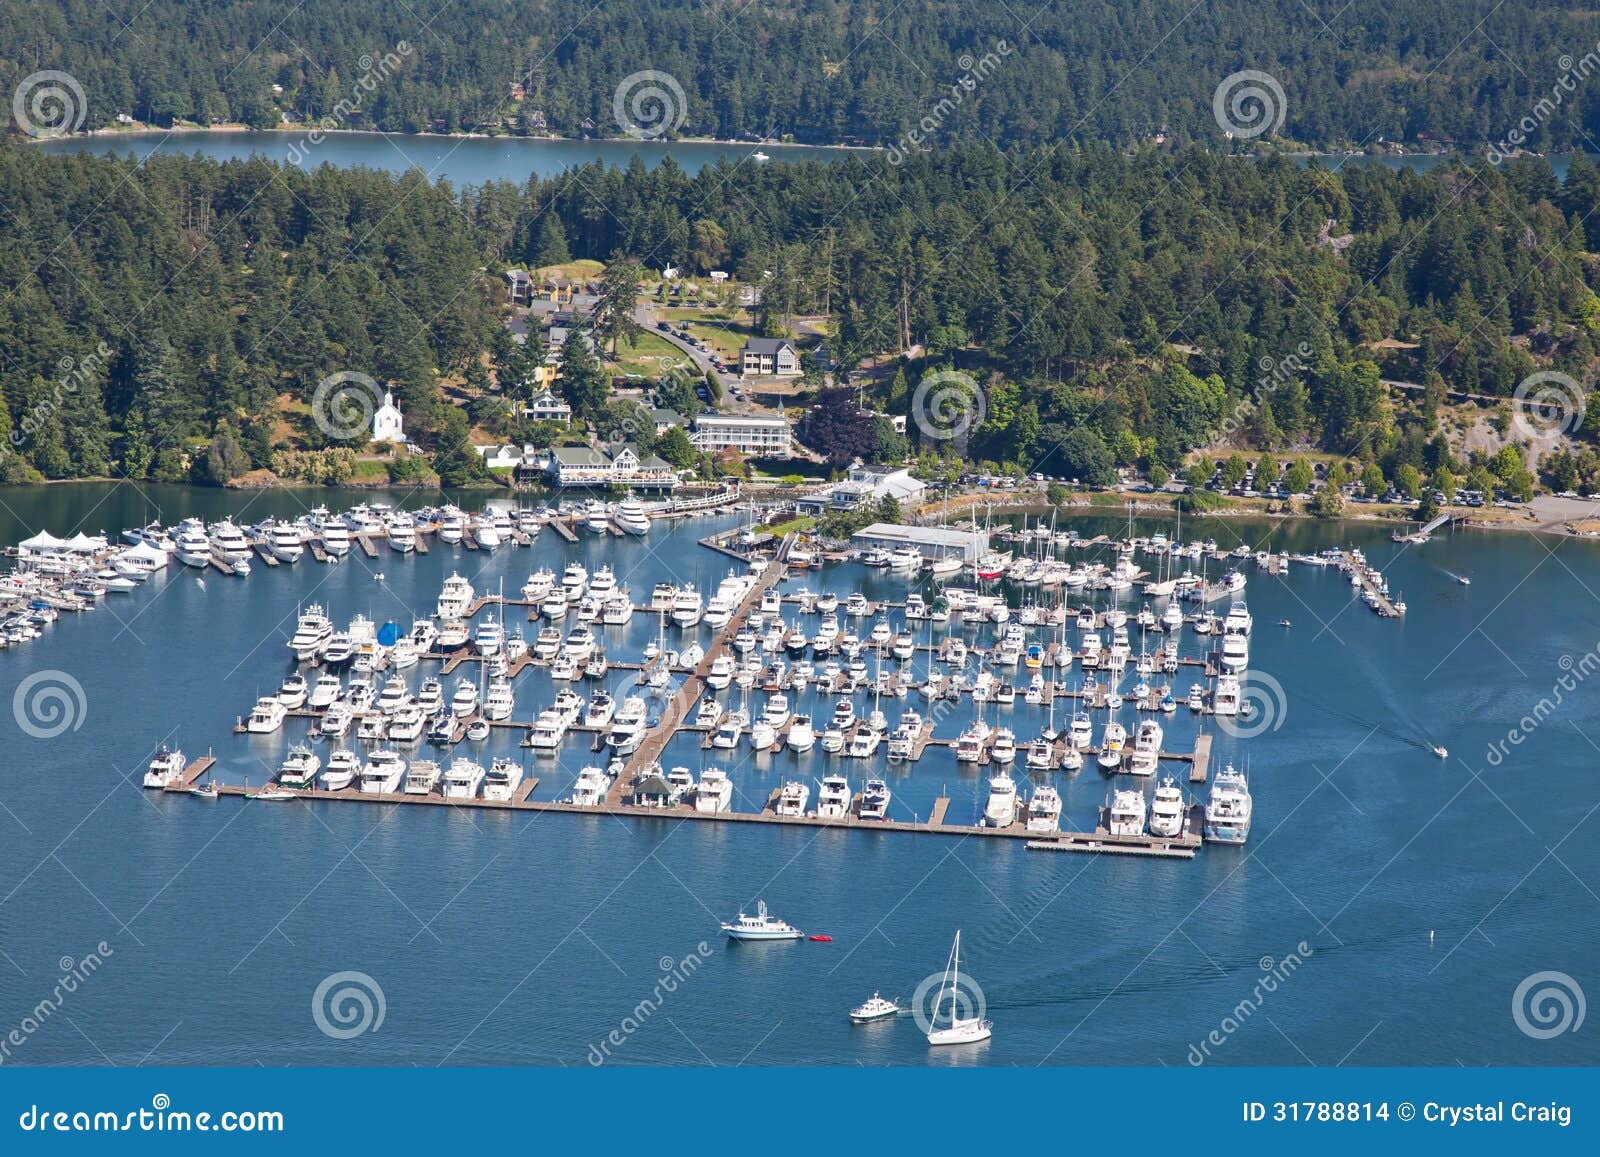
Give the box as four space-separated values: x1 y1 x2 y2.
117 541 169 567
64 532 107 552
18 530 68 553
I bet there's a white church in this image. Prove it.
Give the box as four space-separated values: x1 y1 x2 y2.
371 388 406 443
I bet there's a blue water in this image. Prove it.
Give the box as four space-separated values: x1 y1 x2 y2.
1 484 1596 1066
34 131 852 184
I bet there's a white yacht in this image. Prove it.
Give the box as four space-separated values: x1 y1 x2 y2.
989 728 1017 765
437 574 474 620
607 498 650 535
208 519 251 562
388 704 426 743
450 677 479 717
245 696 286 734
695 768 734 814
525 709 568 751
1127 719 1163 776
1149 776 1186 837
571 766 611 806
845 726 881 759
276 745 321 789
142 746 186 789
670 585 703 628
1205 764 1253 844
474 619 505 657
482 757 524 801
483 677 515 721
983 771 1018 827
436 508 465 545
775 781 810 817
277 673 309 710
1213 674 1241 716
403 759 442 795
858 778 891 821
323 749 361 791
561 563 588 603
318 517 351 557
441 758 486 800
605 697 649 754
385 512 417 553
521 567 555 603
174 525 211 568
1107 788 1147 836
586 692 619 729
268 522 305 563
1026 786 1063 833
815 773 852 818
320 702 354 737
359 750 408 795
721 900 803 942
787 714 816 753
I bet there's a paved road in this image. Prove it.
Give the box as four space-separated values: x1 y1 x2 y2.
633 304 721 377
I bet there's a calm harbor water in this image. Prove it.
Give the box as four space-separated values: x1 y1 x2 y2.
35 131 852 183
1 483 1597 1066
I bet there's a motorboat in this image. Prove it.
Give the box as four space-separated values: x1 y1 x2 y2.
983 771 1018 827
614 500 651 535
441 757 487 800
320 702 354 737
989 728 1017 764
450 677 480 717
1097 720 1127 770
388 704 426 743
277 673 309 710
587 691 619 729
1204 764 1253 844
474 619 504 657
571 766 611 806
245 696 287 734
1213 674 1241 716
525 710 568 751
605 697 649 755
482 757 524 801
815 773 852 818
483 677 515 721
721 900 803 942
276 745 321 789
287 604 333 660
402 758 442 795
142 746 186 789
787 714 816 752
858 778 891 821
323 748 361 791
695 768 734 814
1148 776 1186 837
1127 719 1163 776
849 993 902 1023
775 781 810 817
1025 786 1062 833
357 750 407 794
1107 788 1147 836
437 573 475 620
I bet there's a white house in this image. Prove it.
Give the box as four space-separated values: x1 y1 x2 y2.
522 389 572 425
740 337 798 377
689 413 793 458
372 389 406 443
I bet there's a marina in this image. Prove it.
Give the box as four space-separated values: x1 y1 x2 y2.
4 482 1589 1066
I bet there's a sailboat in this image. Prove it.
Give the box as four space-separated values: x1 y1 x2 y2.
925 930 993 1046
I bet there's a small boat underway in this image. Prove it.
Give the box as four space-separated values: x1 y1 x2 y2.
849 993 903 1023
721 899 804 942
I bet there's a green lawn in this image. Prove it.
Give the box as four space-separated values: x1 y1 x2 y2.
611 330 692 377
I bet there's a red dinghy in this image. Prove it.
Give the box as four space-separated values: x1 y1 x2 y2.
808 934 833 942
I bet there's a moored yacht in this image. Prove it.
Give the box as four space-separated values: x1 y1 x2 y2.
1107 787 1147 836
359 750 408 794
983 771 1018 827
1025 786 1063 832
1204 764 1253 844
142 746 186 789
441 757 487 800
1149 776 1186 837
694 768 734 814
482 757 524 801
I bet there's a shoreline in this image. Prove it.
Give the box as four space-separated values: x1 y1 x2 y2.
31 123 878 154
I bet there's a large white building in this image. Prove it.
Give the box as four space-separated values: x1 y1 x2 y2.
849 523 988 563
689 413 792 458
